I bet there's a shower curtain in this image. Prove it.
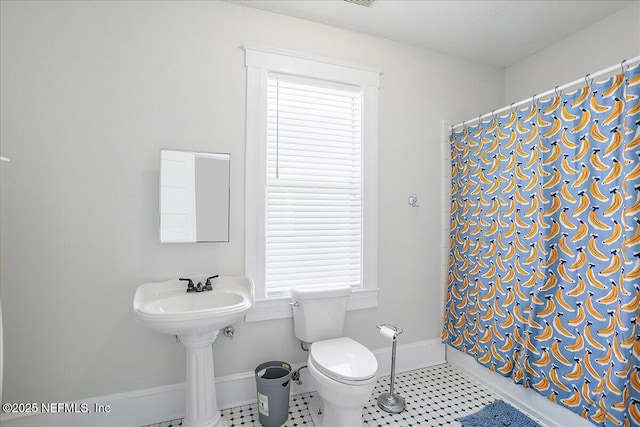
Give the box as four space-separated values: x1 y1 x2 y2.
443 64 639 426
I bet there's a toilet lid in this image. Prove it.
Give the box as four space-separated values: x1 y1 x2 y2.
310 337 378 382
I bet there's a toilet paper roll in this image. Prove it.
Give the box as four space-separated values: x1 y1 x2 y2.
379 325 397 341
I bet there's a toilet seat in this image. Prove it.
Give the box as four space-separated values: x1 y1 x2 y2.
310 337 378 384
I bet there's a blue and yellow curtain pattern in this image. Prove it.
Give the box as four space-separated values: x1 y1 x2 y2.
443 64 640 426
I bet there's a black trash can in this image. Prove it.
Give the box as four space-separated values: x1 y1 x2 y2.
255 361 292 427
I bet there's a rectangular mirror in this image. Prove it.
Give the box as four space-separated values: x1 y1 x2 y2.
160 150 230 242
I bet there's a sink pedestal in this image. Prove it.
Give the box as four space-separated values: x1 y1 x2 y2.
180 330 228 427
133 276 254 427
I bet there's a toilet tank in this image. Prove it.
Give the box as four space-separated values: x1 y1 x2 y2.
290 286 352 343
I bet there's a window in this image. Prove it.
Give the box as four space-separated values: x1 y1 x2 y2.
244 44 380 321
266 76 363 296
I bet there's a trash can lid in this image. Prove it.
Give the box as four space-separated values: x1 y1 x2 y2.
310 337 377 382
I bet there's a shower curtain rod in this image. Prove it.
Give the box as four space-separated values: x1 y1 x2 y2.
450 55 640 131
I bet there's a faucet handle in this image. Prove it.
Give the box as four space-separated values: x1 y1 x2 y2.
180 278 196 292
205 275 219 290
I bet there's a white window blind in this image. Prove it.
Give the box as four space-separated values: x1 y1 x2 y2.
265 75 363 297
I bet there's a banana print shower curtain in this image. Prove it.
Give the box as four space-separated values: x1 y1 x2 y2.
443 64 640 426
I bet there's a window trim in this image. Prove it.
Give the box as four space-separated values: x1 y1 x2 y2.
243 44 380 322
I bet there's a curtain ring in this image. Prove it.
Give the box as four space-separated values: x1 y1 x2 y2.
621 59 627 74
585 73 592 88
554 85 561 98
510 103 515 114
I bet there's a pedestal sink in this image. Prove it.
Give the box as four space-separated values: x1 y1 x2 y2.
134 276 254 427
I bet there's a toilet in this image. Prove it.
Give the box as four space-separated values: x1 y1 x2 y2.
290 286 378 427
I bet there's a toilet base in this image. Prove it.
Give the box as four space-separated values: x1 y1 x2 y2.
306 354 375 427
308 395 323 426
309 394 364 427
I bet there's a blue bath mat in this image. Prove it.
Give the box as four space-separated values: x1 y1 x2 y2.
457 400 541 427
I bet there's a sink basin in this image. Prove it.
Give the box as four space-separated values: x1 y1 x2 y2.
134 275 254 336
133 275 254 427
143 292 244 314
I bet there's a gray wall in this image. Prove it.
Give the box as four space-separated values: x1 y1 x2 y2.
505 2 640 102
0 1 504 404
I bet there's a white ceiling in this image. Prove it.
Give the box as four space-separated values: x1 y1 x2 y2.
227 0 634 67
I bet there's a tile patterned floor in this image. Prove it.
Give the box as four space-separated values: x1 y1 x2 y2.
144 363 532 426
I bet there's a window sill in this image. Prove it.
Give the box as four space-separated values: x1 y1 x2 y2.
244 288 379 323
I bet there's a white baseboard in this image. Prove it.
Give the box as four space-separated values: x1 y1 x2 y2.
446 345 592 427
0 383 186 427
1 339 444 427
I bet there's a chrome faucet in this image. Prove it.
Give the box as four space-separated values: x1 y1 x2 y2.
180 275 219 293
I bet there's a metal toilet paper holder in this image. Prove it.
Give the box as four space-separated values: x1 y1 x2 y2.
376 323 406 413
